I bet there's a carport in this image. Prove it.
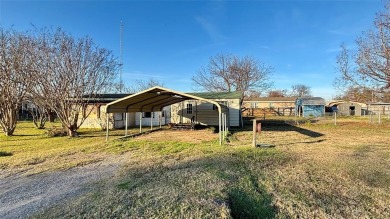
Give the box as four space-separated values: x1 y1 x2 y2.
105 86 228 145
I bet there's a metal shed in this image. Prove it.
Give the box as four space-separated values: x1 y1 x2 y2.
327 101 365 116
295 97 326 117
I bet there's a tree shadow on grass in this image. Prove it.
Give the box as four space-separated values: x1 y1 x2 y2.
12 134 39 137
0 151 13 157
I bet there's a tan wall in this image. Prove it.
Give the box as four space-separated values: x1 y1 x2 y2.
171 98 241 127
80 105 111 129
243 101 295 109
243 107 295 117
80 105 136 129
367 105 390 115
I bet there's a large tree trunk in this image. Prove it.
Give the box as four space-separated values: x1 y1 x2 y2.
67 129 78 137
66 123 79 137
48 110 56 122
0 109 17 136
4 127 16 136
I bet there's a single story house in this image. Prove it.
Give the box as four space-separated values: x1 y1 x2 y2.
295 97 326 117
366 102 390 115
243 97 297 116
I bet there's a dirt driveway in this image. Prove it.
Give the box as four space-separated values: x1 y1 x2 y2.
0 157 120 219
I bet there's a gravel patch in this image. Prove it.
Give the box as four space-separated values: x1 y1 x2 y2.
0 158 121 219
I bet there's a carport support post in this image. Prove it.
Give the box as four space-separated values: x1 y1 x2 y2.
139 112 142 133
253 119 256 147
222 113 225 138
105 113 109 141
224 113 227 137
151 112 153 130
219 110 222 145
159 112 162 128
125 112 128 136
221 113 224 138
334 112 337 126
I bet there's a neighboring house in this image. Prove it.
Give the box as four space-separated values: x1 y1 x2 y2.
243 97 297 116
19 101 37 120
326 100 366 116
366 102 390 115
295 97 326 117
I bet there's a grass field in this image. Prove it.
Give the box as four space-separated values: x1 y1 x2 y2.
1 118 390 218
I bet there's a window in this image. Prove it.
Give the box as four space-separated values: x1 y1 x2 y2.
162 110 165 117
143 112 152 118
251 102 257 109
186 103 193 114
269 102 274 108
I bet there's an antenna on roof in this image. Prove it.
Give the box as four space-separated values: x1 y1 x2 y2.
119 20 124 93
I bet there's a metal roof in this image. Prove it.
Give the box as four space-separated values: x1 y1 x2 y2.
296 97 326 105
186 91 242 99
81 94 132 103
245 97 297 102
106 86 234 113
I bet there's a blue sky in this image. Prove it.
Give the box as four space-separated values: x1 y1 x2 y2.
0 0 384 100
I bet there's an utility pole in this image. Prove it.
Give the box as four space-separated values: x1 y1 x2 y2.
119 20 124 92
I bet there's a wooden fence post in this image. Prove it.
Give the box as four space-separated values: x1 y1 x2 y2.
253 119 256 147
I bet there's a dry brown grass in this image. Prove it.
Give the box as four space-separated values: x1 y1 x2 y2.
253 119 390 218
135 129 217 144
3 119 390 218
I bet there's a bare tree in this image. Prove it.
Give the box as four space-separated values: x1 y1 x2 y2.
129 78 164 93
0 28 34 136
267 89 287 97
30 28 117 137
290 84 311 97
26 97 49 129
192 54 273 101
335 3 390 97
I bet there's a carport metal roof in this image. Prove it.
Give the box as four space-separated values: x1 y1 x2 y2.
106 86 228 113
105 86 228 145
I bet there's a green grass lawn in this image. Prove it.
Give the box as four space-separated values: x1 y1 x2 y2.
1 119 390 218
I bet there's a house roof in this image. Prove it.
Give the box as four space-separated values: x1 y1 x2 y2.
367 102 390 105
186 91 242 99
106 86 234 113
82 94 132 103
244 97 297 102
296 97 326 105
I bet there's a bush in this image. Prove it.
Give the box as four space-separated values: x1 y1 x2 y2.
46 127 67 137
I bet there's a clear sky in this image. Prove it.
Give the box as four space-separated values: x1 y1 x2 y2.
0 0 384 100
